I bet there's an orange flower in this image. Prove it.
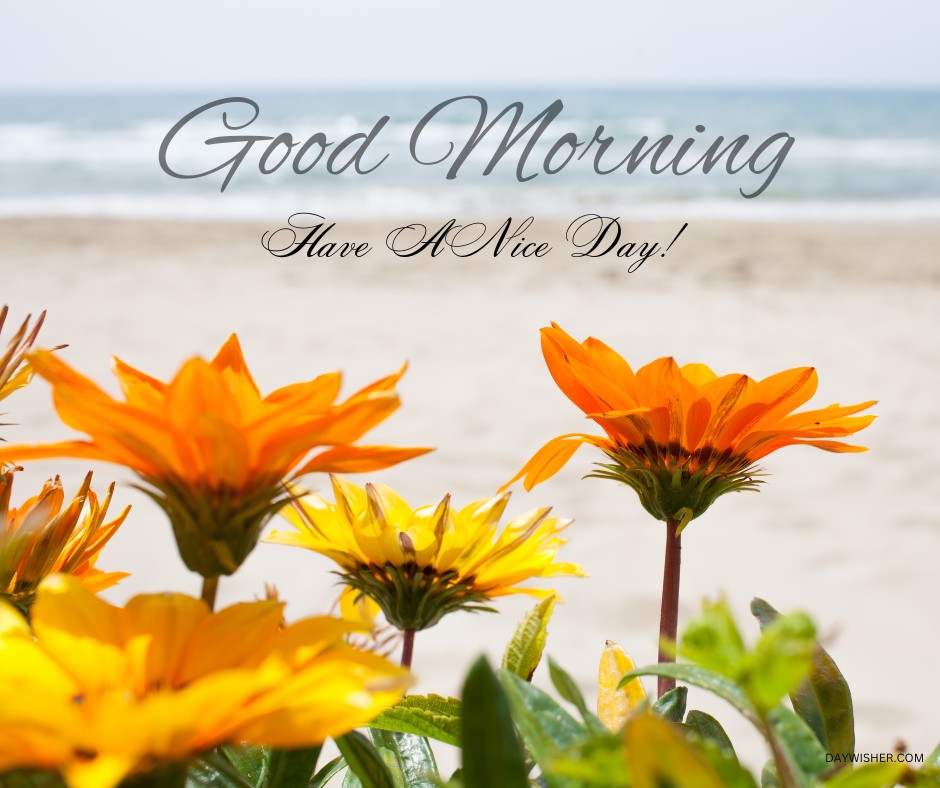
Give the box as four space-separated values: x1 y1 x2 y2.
0 306 47 406
0 470 129 611
504 324 876 523
0 336 431 576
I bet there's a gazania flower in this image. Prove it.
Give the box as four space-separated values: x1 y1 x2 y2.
0 305 48 406
0 470 129 612
503 324 875 698
0 574 410 788
265 476 585 666
0 335 432 586
505 324 876 525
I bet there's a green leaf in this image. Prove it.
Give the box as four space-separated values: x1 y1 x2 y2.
910 765 940 788
546 734 627 787
686 710 737 758
310 757 346 788
369 731 439 788
499 670 587 769
692 738 759 788
767 706 829 786
927 740 940 768
460 656 528 788
751 598 854 755
263 747 321 788
621 663 757 722
335 732 396 788
821 762 907 788
189 752 255 787
499 670 589 788
501 594 556 681
368 694 461 747
651 686 687 723
221 745 266 785
0 771 66 788
365 732 404 788
745 608 817 714
547 657 607 734
341 768 361 788
678 597 748 679
761 761 780 788
676 598 814 715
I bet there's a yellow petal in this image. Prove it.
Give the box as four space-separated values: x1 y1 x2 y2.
597 640 646 731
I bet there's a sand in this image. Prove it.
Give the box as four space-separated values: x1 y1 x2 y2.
2 216 939 768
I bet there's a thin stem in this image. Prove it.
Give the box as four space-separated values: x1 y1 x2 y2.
400 628 416 669
657 516 682 698
764 717 800 788
201 576 219 611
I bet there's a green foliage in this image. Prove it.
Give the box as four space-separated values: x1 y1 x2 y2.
335 731 397 788
501 594 556 681
621 662 758 721
752 598 855 756
686 710 737 757
766 706 829 785
187 745 319 788
673 597 815 714
369 731 439 788
927 740 940 768
499 670 587 786
679 596 749 677
651 686 687 723
309 758 346 788
263 748 322 788
747 613 817 714
0 771 66 788
689 737 759 788
460 656 529 788
623 599 850 788
547 734 627 787
547 657 606 733
368 695 462 747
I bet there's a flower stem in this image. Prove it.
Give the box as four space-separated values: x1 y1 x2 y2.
764 717 800 788
657 516 681 698
401 628 416 669
201 576 219 611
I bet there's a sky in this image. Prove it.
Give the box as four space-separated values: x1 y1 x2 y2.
6 0 940 92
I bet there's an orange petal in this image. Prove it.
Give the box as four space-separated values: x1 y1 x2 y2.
293 444 433 476
500 433 604 492
210 334 261 398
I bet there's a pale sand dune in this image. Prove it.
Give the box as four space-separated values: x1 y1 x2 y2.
2 217 939 768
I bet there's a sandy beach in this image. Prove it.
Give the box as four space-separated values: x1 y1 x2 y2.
2 216 938 767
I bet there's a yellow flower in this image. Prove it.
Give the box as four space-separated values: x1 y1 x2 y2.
0 575 410 788
265 476 585 632
504 324 876 523
0 305 49 406
0 470 129 612
0 335 432 577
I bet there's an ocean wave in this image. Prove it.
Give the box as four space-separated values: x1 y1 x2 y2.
1 189 937 223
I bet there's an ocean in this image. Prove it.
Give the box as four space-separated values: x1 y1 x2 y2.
1 88 938 221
